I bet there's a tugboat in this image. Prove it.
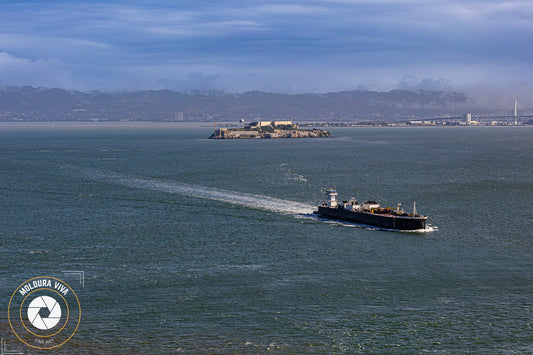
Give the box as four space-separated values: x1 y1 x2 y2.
315 188 428 231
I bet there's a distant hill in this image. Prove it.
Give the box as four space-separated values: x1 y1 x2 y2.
0 86 472 122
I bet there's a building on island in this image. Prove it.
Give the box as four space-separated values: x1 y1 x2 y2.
248 118 294 128
210 116 331 139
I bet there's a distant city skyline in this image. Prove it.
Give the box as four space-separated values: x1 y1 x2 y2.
1 1 532 107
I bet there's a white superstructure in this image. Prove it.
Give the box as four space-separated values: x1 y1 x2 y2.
326 188 338 208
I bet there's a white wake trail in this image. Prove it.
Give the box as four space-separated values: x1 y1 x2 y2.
72 166 316 215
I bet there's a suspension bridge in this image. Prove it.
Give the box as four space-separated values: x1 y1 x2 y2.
435 100 533 125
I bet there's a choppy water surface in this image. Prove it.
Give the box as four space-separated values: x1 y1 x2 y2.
1 123 532 353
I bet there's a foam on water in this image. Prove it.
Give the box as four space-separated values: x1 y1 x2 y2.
70 166 436 232
69 166 315 215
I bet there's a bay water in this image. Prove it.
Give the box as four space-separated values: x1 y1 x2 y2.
1 123 532 353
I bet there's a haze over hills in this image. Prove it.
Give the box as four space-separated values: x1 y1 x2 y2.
0 86 477 122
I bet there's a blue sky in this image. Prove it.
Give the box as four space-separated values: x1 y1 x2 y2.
1 0 532 103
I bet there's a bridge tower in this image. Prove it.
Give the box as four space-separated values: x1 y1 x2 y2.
514 99 518 125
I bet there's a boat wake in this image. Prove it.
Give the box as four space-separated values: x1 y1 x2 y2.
68 166 316 216
68 166 436 232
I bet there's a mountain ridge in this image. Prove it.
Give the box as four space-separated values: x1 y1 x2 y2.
0 86 472 122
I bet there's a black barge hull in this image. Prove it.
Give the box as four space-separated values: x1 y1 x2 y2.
317 206 426 231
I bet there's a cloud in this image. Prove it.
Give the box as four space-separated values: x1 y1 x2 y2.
398 76 453 91
0 52 72 88
0 0 532 99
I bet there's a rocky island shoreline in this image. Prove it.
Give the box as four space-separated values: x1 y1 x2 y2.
209 120 331 139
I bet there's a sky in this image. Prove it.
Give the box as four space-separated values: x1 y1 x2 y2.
1 0 533 106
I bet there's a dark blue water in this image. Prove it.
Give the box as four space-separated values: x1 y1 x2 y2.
1 123 532 353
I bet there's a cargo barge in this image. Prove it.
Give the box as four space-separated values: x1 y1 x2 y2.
315 188 427 231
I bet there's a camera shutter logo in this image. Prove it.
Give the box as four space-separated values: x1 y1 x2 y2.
8 276 81 350
27 295 62 330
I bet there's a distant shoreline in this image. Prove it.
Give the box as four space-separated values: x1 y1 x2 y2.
0 121 530 132
0 121 214 131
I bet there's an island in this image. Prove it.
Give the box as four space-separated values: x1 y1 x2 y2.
209 120 332 139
